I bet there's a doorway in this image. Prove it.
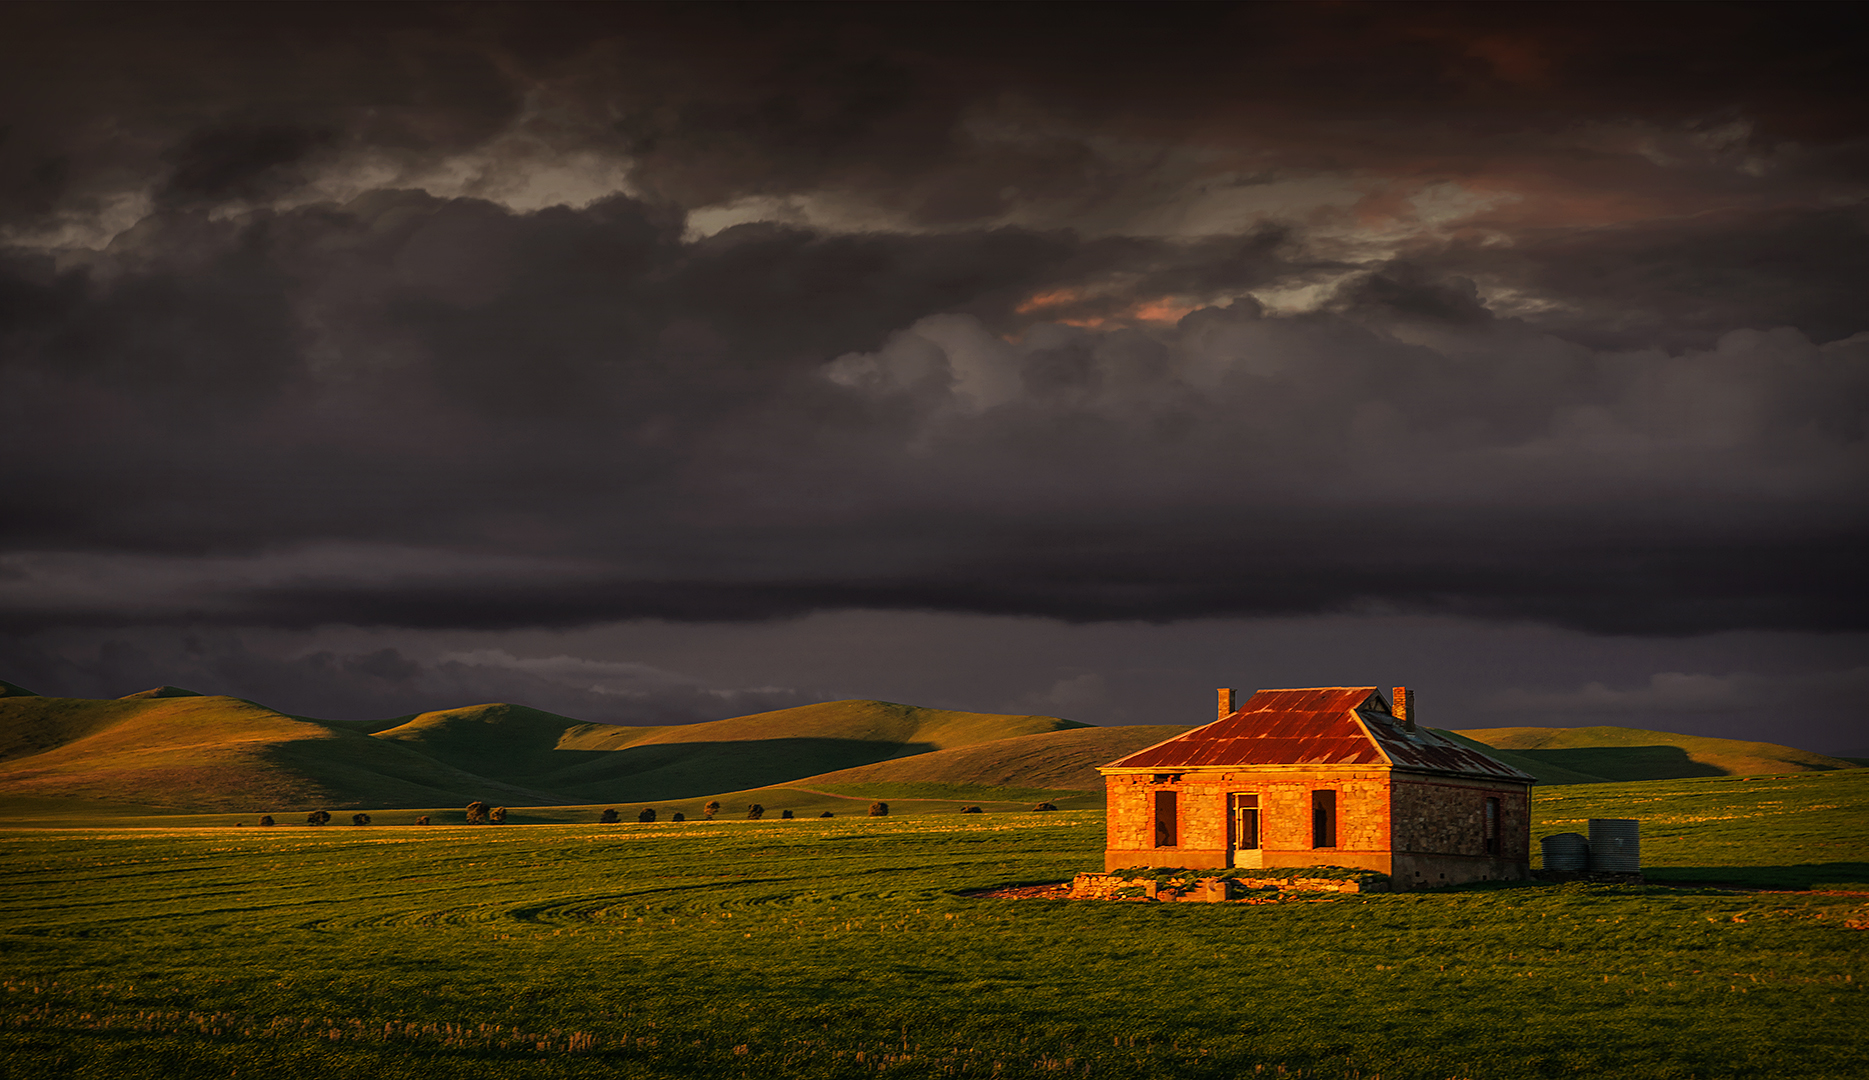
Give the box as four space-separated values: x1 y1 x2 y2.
1229 793 1261 868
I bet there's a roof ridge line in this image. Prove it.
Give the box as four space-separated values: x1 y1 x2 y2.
1347 709 1397 767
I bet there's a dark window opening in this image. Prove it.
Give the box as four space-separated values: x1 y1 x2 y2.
1484 797 1500 855
1311 789 1337 849
1231 793 1259 850
1153 790 1178 848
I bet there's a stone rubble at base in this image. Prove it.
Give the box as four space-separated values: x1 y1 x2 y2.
1067 871 1381 902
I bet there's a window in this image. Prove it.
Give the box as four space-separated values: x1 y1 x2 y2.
1230 793 1259 851
1153 790 1178 848
1484 797 1501 855
1311 789 1337 849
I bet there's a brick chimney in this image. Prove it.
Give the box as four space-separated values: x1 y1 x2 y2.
1392 686 1415 732
1217 687 1236 720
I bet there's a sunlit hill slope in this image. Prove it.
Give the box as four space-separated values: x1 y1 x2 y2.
1446 725 1858 785
0 678 1856 817
0 686 1083 812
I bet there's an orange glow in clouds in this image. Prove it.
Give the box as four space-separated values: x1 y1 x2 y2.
1013 288 1087 315
1016 287 1197 328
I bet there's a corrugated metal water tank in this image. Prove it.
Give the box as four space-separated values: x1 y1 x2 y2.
1587 818 1641 872
1540 832 1590 871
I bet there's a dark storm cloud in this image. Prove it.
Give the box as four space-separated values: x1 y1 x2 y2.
1 184 1864 636
158 123 335 208
1 2 1866 664
1411 205 1869 350
0 628 814 724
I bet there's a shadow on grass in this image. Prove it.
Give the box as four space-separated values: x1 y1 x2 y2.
1413 863 1869 894
1644 862 1869 890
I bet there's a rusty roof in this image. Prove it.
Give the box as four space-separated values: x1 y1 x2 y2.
1099 687 1534 782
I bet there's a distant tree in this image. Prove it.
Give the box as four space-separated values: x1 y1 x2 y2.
819 811 834 818
415 815 431 825
746 804 764 820
671 812 685 822
868 802 888 817
258 815 275 827
780 809 794 819
465 801 489 825
599 808 620 824
703 800 720 819
1031 802 1058 812
306 810 332 826
490 807 508 824
638 807 656 823
351 813 372 826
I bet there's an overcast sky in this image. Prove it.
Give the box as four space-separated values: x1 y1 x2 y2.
2 3 1865 751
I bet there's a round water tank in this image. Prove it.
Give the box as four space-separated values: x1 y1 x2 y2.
1587 818 1641 872
1540 832 1589 871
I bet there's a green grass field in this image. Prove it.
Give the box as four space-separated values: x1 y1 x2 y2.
3 772 1866 1079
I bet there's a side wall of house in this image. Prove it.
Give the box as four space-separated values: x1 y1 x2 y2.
1389 774 1533 889
1103 769 1393 873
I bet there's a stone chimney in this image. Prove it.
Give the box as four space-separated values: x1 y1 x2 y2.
1392 686 1415 732
1217 688 1236 720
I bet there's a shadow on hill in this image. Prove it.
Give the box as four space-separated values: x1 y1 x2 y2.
1512 745 1728 783
1643 862 1869 891
543 738 943 801
263 733 947 805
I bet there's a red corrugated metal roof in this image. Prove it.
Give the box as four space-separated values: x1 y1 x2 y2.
1100 687 1534 782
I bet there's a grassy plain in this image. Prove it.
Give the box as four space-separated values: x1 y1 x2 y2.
3 771 1867 1079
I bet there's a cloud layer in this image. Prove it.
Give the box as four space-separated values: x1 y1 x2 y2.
1 4 1864 735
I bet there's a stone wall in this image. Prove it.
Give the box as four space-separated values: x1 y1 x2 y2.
1104 767 1533 889
1102 768 1393 873
1390 776 1527 858
1389 774 1533 888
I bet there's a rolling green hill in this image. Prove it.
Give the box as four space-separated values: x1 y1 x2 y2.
4 679 1858 820
1447 725 1859 784
0 692 1082 814
369 698 1083 803
0 692 558 812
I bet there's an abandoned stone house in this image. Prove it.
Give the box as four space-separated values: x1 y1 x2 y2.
1097 686 1535 890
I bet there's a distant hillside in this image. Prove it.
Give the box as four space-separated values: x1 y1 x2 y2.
0 693 556 812
0 692 1081 812
1447 725 1860 785
793 725 1199 793
7 680 1855 816
371 698 1083 802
